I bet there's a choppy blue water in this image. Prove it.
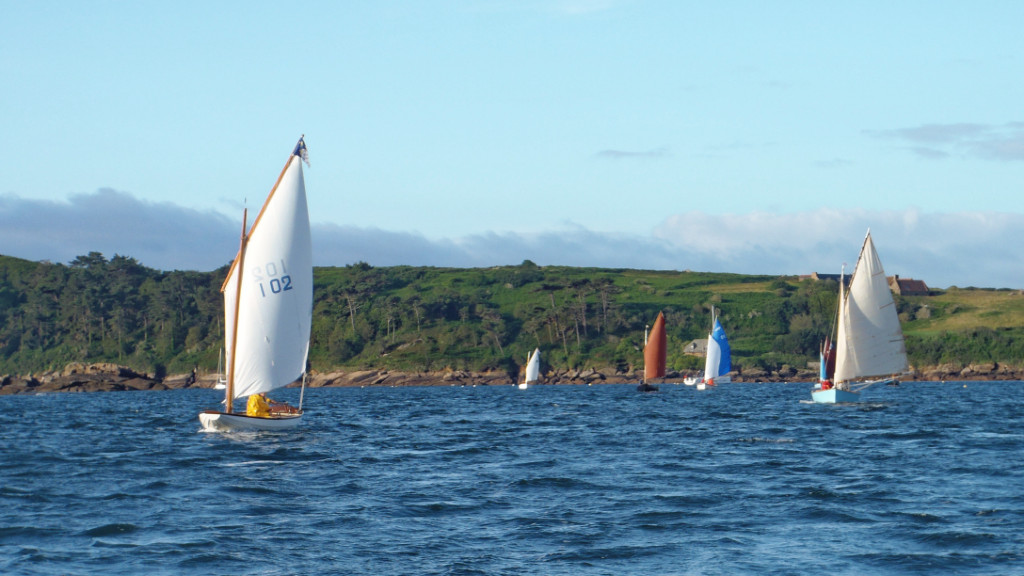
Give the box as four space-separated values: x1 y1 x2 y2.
2 382 1022 575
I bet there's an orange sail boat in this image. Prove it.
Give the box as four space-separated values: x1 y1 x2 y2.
637 311 666 392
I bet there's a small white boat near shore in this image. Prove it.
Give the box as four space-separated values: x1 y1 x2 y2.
518 348 540 390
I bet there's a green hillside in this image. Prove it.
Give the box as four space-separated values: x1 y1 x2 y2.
1 253 1022 377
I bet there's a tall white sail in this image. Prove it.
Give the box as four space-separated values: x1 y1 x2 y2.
833 232 908 383
702 316 731 381
224 152 313 401
525 348 540 384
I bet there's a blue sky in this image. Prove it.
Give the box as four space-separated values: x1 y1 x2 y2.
3 1 1024 288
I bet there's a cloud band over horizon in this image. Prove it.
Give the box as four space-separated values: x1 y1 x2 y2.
2 190 1021 289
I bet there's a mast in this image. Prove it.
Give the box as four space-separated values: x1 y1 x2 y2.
225 209 248 411
643 324 649 384
835 263 847 384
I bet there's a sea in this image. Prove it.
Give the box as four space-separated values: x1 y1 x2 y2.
2 381 1022 576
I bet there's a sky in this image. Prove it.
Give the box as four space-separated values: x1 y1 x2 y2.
2 1 1024 289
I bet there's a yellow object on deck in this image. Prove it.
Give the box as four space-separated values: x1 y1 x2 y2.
246 394 270 417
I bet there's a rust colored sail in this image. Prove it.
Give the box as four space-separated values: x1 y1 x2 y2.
644 312 667 381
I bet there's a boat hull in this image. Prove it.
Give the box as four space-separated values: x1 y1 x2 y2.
810 388 861 403
199 411 303 431
636 383 659 393
517 382 531 390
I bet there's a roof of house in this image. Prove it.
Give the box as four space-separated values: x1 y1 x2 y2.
891 276 929 294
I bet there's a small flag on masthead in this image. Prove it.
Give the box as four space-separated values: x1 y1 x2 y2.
293 135 310 166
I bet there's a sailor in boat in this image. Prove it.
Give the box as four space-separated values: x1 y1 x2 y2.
246 392 299 418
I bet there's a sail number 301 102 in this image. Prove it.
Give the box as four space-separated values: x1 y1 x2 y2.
252 260 293 298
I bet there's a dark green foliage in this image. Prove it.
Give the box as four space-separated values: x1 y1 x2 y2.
907 327 1024 367
0 254 1019 376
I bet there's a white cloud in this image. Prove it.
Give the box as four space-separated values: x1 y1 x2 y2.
653 208 1024 288
866 122 1024 161
595 146 670 160
3 191 1022 289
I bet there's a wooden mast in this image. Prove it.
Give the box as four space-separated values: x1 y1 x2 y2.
225 209 248 413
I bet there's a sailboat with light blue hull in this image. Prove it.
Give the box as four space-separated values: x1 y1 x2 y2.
812 231 908 404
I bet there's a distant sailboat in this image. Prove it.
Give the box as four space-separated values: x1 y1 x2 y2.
697 307 731 391
637 312 665 392
199 137 313 431
519 348 540 390
214 347 227 390
813 231 908 403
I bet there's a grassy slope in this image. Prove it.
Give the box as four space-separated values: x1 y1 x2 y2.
902 288 1024 334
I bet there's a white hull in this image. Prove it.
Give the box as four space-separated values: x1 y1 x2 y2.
518 382 532 390
696 375 729 391
199 411 303 432
811 388 861 404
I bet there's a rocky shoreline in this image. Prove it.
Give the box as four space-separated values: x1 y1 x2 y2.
1 361 1022 396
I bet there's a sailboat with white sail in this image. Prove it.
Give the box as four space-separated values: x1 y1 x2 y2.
519 348 540 389
697 307 731 391
199 137 313 431
813 230 908 403
637 311 666 392
214 348 227 390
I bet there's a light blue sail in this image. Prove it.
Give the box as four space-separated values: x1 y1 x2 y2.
711 319 730 375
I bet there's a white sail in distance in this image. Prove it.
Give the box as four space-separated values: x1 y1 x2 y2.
525 348 540 384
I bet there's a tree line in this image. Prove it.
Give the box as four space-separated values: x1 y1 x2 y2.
1 253 1020 378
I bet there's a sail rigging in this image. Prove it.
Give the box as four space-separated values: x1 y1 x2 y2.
833 232 908 384
200 137 313 430
813 231 908 403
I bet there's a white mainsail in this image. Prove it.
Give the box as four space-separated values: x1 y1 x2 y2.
223 146 313 402
524 348 540 385
833 232 908 383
